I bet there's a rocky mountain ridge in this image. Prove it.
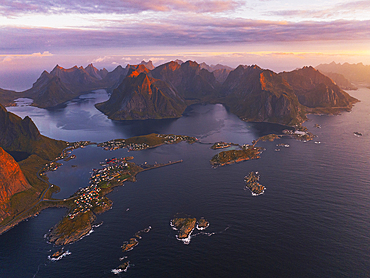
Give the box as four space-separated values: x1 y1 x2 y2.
0 60 359 126
316 62 370 86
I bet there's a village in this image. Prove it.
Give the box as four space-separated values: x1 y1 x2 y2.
67 157 130 220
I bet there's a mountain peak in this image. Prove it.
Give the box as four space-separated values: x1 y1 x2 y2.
127 65 150 78
140 60 155 70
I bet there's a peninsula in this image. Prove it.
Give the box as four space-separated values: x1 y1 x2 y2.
47 157 181 245
98 133 198 151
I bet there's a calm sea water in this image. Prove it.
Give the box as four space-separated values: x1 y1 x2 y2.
1 88 369 277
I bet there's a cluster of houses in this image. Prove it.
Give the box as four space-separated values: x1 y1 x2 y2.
68 186 102 219
67 157 129 219
42 161 62 172
55 140 91 161
97 139 151 151
211 141 232 149
157 134 197 144
98 139 126 151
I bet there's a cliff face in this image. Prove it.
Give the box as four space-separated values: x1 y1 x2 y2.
95 69 187 120
151 60 219 100
220 65 306 125
279 66 358 110
0 147 31 222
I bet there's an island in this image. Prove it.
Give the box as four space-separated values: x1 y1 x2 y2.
283 129 315 142
210 142 239 149
98 133 198 151
121 238 139 252
196 217 210 230
244 172 265 196
170 216 210 244
210 145 263 167
112 261 130 274
171 217 197 244
48 247 71 261
111 225 151 273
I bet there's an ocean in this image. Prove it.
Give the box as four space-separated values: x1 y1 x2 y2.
1 88 369 277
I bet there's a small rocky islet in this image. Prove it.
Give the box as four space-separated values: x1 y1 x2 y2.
112 226 151 274
170 216 210 244
244 171 265 196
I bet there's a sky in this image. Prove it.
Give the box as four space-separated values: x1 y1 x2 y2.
0 0 369 90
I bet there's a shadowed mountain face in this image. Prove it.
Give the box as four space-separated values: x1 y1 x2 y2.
316 62 370 85
95 68 187 120
0 147 31 222
22 71 77 108
151 60 219 100
220 65 306 125
279 66 358 110
0 103 66 161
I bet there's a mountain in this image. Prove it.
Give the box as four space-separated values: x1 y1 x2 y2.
19 64 127 108
49 64 106 93
140 60 155 70
199 62 233 72
95 68 187 120
220 65 306 125
0 103 66 161
213 68 232 84
174 59 184 65
151 60 219 100
85 63 108 80
0 88 22 107
0 103 66 231
279 66 358 112
104 64 154 93
102 65 130 93
0 147 31 222
22 71 77 108
316 62 370 85
322 72 357 90
199 63 232 83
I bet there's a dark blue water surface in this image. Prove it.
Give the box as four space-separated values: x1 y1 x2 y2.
1 88 370 277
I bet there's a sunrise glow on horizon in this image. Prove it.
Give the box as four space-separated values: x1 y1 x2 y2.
0 0 369 90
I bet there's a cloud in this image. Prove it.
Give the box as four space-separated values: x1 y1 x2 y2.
0 51 53 63
0 0 241 17
0 16 369 55
90 56 111 63
267 0 370 20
